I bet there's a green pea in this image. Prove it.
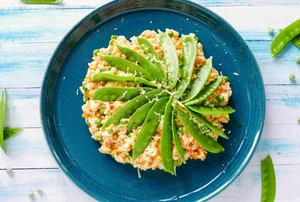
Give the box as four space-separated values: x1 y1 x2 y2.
296 56 300 64
6 168 13 175
99 68 105 72
224 76 229 82
218 95 224 102
85 120 91 127
268 27 274 35
289 74 295 81
100 109 105 115
99 139 103 143
107 128 113 134
297 117 300 123
212 99 219 105
203 100 210 106
109 35 118 46
120 119 127 125
84 97 90 102
95 119 102 127
174 160 180 166
93 49 99 55
194 35 199 41
178 126 184 133
81 84 87 91
168 32 174 37
37 189 43 196
28 192 35 199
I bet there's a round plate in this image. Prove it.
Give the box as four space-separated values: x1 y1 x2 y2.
41 1 265 201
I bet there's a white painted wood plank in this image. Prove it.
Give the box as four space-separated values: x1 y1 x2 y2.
1 6 299 43
0 164 299 202
1 0 299 10
0 123 299 169
1 86 299 128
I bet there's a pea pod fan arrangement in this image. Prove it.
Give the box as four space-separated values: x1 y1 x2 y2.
81 30 235 175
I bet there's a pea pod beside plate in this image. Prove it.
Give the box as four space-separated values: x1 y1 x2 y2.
0 87 6 152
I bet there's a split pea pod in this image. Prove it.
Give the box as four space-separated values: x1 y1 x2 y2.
187 108 228 139
137 37 166 79
132 97 169 162
171 110 186 164
185 76 223 106
159 30 179 89
175 35 197 99
92 73 157 87
102 89 168 129
4 128 22 141
270 19 300 57
92 87 152 101
0 87 6 152
188 106 235 115
161 96 174 174
100 55 154 81
128 102 154 132
261 155 276 202
117 45 164 82
176 107 224 153
182 57 213 102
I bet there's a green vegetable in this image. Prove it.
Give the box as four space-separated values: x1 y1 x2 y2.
267 27 274 35
296 56 300 64
176 107 224 153
117 45 164 81
261 155 276 202
28 192 35 199
270 19 300 57
92 73 157 87
297 117 300 123
178 126 184 133
109 35 118 46
218 95 224 102
188 106 235 115
93 49 99 55
203 100 210 107
175 35 197 98
185 76 223 106
182 57 213 102
289 74 295 81
128 102 154 132
37 189 43 196
99 109 105 115
161 97 174 174
0 87 6 153
212 99 219 105
171 110 186 163
6 168 13 175
168 32 174 37
107 128 113 134
159 30 179 89
92 87 152 101
137 37 166 78
100 55 154 81
4 128 22 140
95 119 102 127
187 108 228 139
21 0 62 4
85 120 91 127
102 89 168 129
132 97 168 162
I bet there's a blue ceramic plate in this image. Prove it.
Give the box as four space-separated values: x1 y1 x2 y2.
41 1 265 201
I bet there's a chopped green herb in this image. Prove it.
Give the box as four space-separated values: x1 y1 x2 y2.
289 74 295 81
107 66 112 71
99 68 105 72
178 126 184 133
218 95 224 102
268 27 274 35
85 120 91 127
28 192 35 199
100 109 105 115
107 128 113 134
109 35 118 46
6 168 13 175
296 56 300 64
212 99 219 105
95 119 102 127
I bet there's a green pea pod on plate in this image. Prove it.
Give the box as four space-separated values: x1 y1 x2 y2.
171 110 186 164
261 155 276 202
128 102 154 132
0 87 6 153
132 97 169 162
270 19 300 57
188 106 235 115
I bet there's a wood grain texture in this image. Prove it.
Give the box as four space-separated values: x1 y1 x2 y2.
1 0 300 10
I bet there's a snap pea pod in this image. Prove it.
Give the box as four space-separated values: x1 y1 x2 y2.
0 87 6 152
4 128 22 141
175 35 197 99
187 108 228 139
92 87 152 101
128 102 154 132
137 37 166 79
159 30 179 89
161 96 174 174
100 55 154 81
292 34 300 48
185 76 223 106
92 73 157 87
171 110 186 164
270 19 300 57
132 97 169 162
261 155 276 202
117 45 164 82
176 107 224 153
102 89 168 129
182 57 213 102
188 106 235 115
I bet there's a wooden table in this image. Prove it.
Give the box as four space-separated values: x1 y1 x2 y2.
1 0 300 201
